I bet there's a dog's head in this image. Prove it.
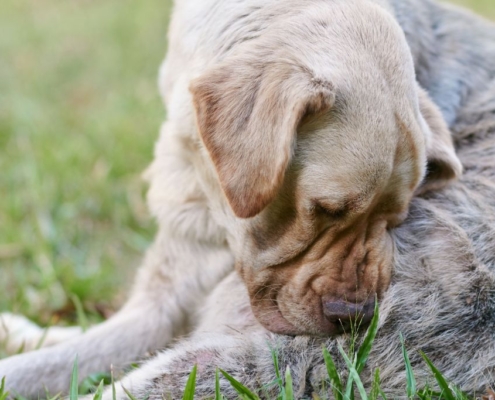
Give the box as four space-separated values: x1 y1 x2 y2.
190 2 462 335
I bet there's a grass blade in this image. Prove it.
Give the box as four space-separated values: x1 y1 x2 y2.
417 384 442 400
356 300 379 374
369 368 380 400
400 334 416 399
182 365 197 400
79 372 112 395
419 351 455 400
69 355 79 400
454 385 471 400
219 369 259 400
70 294 89 332
215 368 222 400
270 346 283 392
15 341 25 355
35 328 49 350
338 344 367 400
123 386 139 400
92 380 104 400
0 377 10 400
284 366 294 400
452 386 470 400
111 365 117 400
322 347 343 400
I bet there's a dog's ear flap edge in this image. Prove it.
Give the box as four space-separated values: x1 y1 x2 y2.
416 87 463 195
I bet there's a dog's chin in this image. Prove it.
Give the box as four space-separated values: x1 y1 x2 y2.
251 302 345 337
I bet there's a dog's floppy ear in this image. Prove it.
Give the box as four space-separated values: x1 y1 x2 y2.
416 87 462 194
190 59 335 218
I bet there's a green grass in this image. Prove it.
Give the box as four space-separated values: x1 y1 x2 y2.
448 0 495 17
0 0 171 334
46 307 474 399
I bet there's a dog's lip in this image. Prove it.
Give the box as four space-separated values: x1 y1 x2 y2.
259 311 345 336
251 299 300 335
251 294 348 336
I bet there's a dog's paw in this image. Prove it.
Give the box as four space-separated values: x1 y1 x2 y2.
0 313 46 354
0 313 82 355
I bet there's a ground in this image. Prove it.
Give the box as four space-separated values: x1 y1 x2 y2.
0 0 492 364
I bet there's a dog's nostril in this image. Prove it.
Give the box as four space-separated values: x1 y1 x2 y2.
322 298 375 327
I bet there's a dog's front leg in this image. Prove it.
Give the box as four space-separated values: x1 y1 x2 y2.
91 272 279 400
89 269 319 400
0 227 233 398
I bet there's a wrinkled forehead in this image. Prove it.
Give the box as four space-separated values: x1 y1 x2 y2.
294 104 425 202
297 105 396 173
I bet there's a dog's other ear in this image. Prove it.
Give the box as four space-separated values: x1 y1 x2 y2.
190 60 335 218
416 87 462 194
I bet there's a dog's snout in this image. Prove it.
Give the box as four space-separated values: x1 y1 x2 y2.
322 298 375 329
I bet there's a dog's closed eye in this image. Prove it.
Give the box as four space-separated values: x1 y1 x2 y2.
313 200 349 220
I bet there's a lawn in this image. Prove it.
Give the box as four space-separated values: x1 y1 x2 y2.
450 0 495 15
0 0 494 390
0 0 171 335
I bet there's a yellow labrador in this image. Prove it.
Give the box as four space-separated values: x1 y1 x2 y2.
187 0 461 334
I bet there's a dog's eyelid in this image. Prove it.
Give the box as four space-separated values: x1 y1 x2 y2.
313 199 348 219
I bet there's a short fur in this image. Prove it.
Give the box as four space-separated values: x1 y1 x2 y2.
0 0 493 397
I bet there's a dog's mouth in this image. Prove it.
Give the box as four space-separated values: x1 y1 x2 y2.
249 288 375 336
251 298 301 335
248 284 306 335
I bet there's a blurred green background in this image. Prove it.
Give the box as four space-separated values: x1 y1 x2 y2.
0 0 494 341
0 0 172 334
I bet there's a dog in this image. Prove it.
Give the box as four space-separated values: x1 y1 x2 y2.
159 0 462 337
78 3 495 396
0 0 482 397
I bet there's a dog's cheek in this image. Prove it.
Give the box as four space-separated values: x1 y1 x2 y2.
278 285 322 330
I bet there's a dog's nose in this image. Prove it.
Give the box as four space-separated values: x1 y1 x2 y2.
322 298 375 330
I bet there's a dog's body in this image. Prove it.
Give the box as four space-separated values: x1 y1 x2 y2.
0 0 494 397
